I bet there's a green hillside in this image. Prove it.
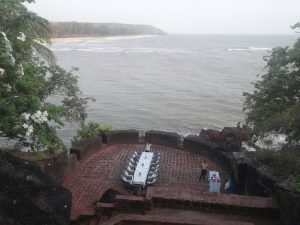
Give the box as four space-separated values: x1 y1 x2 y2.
50 22 167 37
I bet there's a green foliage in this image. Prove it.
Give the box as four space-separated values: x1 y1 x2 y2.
244 23 300 192
256 148 300 177
243 36 300 143
281 175 300 192
0 0 91 151
256 147 300 192
72 122 112 143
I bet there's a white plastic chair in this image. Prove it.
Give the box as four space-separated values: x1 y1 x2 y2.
125 170 134 177
147 178 157 186
148 173 157 179
121 175 133 187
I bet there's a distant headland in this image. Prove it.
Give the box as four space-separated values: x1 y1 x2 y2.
50 22 167 38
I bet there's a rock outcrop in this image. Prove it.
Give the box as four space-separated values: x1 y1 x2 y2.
199 127 247 152
0 151 71 225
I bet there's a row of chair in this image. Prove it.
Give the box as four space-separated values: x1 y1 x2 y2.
121 151 141 186
121 151 161 187
146 152 161 185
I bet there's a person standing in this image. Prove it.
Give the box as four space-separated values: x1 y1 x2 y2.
224 178 231 193
199 160 208 181
228 178 237 194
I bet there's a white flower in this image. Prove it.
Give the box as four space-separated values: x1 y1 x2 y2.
28 125 33 132
17 32 26 42
25 125 34 136
1 31 7 38
1 31 13 53
23 123 29 129
4 84 11 91
8 53 15 65
17 64 24 76
42 111 48 118
0 68 5 77
22 113 30 121
31 110 48 124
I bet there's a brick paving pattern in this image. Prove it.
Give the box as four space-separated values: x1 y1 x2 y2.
63 144 226 220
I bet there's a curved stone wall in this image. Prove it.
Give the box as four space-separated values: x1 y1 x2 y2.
102 130 139 144
70 137 102 160
25 128 298 225
145 130 180 148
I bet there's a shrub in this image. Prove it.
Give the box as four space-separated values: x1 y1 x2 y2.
72 121 112 143
256 147 300 192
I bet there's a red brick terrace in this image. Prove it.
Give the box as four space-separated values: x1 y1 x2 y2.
63 143 279 225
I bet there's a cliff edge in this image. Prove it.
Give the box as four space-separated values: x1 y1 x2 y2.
0 151 71 225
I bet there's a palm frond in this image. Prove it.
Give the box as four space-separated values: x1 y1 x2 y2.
32 41 56 65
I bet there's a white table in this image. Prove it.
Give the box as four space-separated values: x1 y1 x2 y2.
208 171 221 193
208 171 220 181
132 152 154 187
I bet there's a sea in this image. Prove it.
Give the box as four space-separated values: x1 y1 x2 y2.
49 34 298 147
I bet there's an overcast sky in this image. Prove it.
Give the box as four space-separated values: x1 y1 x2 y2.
25 0 300 34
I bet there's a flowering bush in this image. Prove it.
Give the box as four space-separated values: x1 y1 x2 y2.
0 0 91 151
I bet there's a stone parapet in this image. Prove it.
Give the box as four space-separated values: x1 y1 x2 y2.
183 135 219 153
103 130 139 144
70 136 102 160
145 130 180 148
183 135 227 166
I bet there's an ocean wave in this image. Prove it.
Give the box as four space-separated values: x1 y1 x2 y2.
243 133 287 151
49 48 73 51
51 47 191 54
255 134 286 150
84 35 158 43
227 46 272 52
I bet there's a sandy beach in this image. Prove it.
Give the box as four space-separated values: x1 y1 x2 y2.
51 35 158 43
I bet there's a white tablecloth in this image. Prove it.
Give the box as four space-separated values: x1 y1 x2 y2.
209 181 221 192
208 171 221 193
133 152 154 187
208 171 219 181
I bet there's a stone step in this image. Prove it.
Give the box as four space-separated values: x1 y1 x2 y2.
99 214 254 225
146 186 279 217
88 218 98 225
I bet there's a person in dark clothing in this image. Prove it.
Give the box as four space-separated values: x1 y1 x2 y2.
199 160 208 181
228 178 237 194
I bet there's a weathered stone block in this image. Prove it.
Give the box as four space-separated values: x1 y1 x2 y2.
183 135 220 155
221 127 243 152
103 130 139 144
145 130 179 148
70 136 102 160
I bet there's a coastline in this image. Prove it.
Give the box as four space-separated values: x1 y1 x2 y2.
50 35 159 43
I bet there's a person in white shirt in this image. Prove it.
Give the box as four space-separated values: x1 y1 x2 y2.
224 178 231 192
